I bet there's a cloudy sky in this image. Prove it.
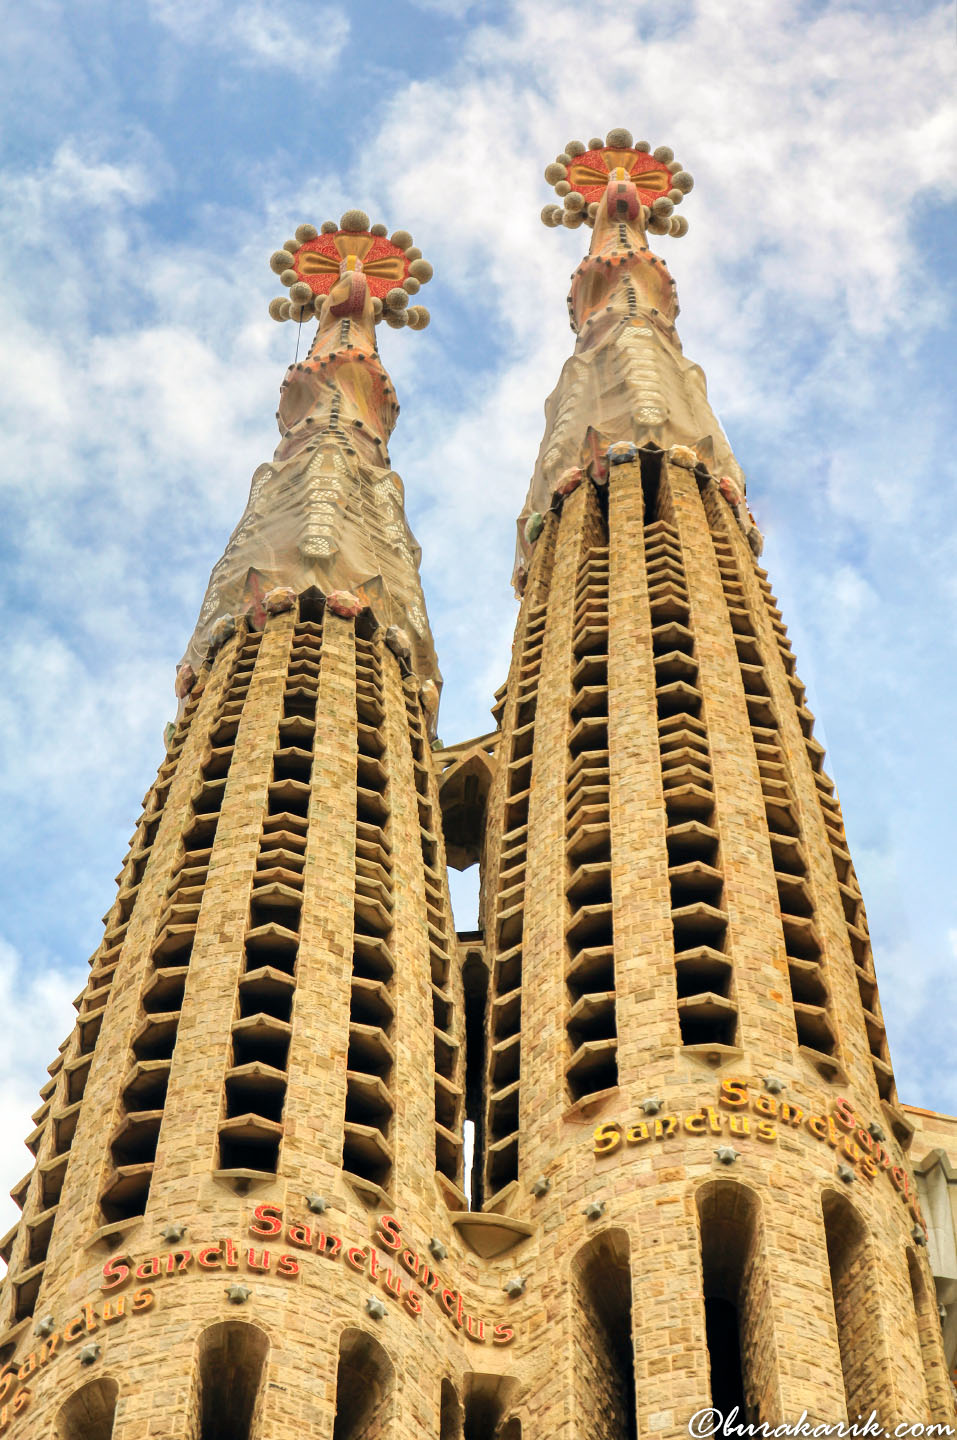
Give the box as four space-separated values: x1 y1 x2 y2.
0 0 954 1241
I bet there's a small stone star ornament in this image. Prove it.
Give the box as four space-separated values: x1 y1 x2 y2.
225 1283 252 1304
715 1145 739 1165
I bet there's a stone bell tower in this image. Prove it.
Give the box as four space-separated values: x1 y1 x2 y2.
456 125 954 1435
0 139 953 1440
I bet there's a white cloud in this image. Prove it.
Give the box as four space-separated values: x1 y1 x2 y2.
0 940 80 1253
146 0 349 76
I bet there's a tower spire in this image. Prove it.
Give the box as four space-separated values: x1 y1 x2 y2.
515 128 751 589
182 209 439 688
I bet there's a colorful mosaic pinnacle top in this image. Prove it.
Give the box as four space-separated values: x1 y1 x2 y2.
541 127 694 237
267 209 434 331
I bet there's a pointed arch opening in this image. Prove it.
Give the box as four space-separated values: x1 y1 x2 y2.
461 1374 519 1440
572 1227 637 1440
192 1321 268 1440
906 1245 949 1418
333 1327 395 1440
821 1188 881 1418
54 1377 119 1440
696 1180 774 1426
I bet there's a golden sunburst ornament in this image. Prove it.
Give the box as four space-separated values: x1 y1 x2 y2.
541 127 694 237
267 210 433 329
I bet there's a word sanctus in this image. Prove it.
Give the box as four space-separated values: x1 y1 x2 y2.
250 1206 515 1346
594 1078 925 1230
0 1289 155 1432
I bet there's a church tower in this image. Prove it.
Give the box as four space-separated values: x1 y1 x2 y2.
0 136 952 1439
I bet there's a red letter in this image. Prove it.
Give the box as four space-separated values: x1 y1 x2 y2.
277 1254 300 1278
493 1325 515 1346
136 1256 161 1280
223 1238 239 1269
375 1214 403 1251
250 1203 283 1238
404 1289 422 1317
101 1257 130 1291
346 1247 367 1272
198 1246 222 1269
132 1288 155 1312
246 1248 271 1272
833 1097 856 1132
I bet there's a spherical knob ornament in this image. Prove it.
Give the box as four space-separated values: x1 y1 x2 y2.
385 286 409 310
635 140 651 153
670 216 689 237
390 229 414 250
282 238 299 255
652 196 674 217
370 222 388 236
268 297 288 321
340 209 370 232
555 179 571 196
605 127 633 148
671 170 694 192
280 268 298 287
562 210 583 228
653 145 675 163
564 190 585 212
566 139 586 156
295 222 318 242
409 258 433 283
544 162 567 184
321 219 338 233
403 276 420 294
289 281 313 304
270 249 294 274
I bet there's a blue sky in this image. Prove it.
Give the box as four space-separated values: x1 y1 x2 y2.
0 0 955 1240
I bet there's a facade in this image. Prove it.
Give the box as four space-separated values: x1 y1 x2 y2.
0 130 954 1439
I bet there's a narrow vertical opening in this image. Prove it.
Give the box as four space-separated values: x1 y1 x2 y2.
906 1246 945 1416
462 1374 519 1440
333 1327 394 1440
573 1228 637 1440
696 1180 772 1426
639 447 663 525
192 1321 268 1440
822 1189 880 1419
463 949 488 1210
55 1378 119 1440
440 1378 464 1440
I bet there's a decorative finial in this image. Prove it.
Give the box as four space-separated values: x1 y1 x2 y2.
268 216 433 329
582 1200 606 1221
225 1283 252 1303
541 130 693 237
837 1162 856 1184
305 1192 328 1214
161 1222 188 1244
365 1295 387 1319
79 1342 102 1365
503 1276 527 1298
715 1145 739 1165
